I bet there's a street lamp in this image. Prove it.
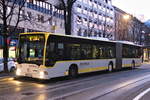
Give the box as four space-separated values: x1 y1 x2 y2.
122 14 131 41
123 14 130 20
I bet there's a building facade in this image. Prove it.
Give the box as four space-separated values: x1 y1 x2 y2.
114 6 145 44
0 0 65 35
72 0 114 40
0 0 65 57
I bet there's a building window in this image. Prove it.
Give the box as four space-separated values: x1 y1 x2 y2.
77 28 82 36
37 14 44 23
83 30 88 37
27 11 32 19
48 17 52 25
77 16 82 24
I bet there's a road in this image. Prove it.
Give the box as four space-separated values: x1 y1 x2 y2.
1 63 150 100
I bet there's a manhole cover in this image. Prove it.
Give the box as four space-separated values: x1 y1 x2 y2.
22 92 34 96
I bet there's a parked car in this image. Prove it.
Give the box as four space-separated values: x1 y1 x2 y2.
0 58 16 72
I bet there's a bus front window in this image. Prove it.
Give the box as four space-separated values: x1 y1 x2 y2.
18 35 45 65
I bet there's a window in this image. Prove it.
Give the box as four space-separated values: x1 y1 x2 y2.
48 17 52 25
27 11 32 19
77 16 82 24
57 43 65 59
37 14 44 23
46 41 65 66
106 46 115 58
92 45 100 59
76 5 82 13
46 42 56 66
67 44 81 60
81 44 92 59
77 28 82 36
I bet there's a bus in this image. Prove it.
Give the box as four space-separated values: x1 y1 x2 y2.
16 32 143 79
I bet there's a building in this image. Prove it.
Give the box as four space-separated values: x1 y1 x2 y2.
0 0 65 57
46 0 115 39
143 25 150 61
0 0 65 36
114 6 145 44
114 6 132 41
72 0 114 40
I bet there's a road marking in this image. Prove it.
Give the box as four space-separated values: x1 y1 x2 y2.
133 88 150 100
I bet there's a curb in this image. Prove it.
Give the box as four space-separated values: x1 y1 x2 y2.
0 76 10 79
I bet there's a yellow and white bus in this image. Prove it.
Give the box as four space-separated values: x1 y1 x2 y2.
16 32 143 79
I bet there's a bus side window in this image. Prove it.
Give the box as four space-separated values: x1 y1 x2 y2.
106 47 114 58
99 46 105 59
92 45 100 59
47 42 55 58
56 43 64 60
81 44 92 59
67 44 80 60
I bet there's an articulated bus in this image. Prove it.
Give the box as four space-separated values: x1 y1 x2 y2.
16 32 143 79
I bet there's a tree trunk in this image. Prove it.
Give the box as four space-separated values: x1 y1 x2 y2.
3 35 9 72
66 7 72 35
64 9 67 35
2 0 9 72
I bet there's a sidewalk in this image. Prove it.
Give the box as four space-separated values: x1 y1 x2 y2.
0 72 14 78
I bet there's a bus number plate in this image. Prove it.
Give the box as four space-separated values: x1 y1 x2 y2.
25 73 32 77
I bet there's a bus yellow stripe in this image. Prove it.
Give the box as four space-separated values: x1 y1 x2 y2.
122 63 142 68
122 64 132 67
78 66 108 73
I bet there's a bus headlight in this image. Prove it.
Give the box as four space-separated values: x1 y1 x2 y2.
16 69 21 76
39 71 48 79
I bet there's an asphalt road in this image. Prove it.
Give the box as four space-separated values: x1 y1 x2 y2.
1 63 150 100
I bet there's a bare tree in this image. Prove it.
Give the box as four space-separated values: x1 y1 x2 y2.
0 0 26 72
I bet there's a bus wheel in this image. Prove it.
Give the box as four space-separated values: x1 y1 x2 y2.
69 65 78 79
131 61 135 69
108 63 113 72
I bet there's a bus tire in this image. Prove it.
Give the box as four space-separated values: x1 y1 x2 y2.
108 62 113 72
131 61 135 69
10 67 16 73
69 65 78 79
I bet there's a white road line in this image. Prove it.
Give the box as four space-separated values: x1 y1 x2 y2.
133 88 150 100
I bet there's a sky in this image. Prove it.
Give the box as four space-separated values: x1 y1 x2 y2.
112 0 150 22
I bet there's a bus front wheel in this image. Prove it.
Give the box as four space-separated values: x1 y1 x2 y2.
69 65 78 79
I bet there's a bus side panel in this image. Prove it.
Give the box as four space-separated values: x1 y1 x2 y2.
122 58 142 68
116 43 122 70
46 59 115 78
134 58 142 66
122 58 133 68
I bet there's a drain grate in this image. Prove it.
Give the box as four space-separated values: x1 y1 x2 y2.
22 92 34 96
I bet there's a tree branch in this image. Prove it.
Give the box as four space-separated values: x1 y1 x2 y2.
6 0 17 19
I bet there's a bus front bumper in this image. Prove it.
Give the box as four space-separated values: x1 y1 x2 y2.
16 69 50 80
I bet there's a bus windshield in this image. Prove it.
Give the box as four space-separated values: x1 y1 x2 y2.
17 34 45 65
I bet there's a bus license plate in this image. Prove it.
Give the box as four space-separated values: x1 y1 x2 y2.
26 73 32 77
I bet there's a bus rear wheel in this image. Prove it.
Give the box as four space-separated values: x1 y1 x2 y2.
108 63 113 72
69 65 78 79
131 61 135 69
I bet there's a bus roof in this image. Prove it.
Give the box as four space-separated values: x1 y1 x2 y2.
116 41 143 47
19 32 50 35
19 32 143 47
19 32 115 43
